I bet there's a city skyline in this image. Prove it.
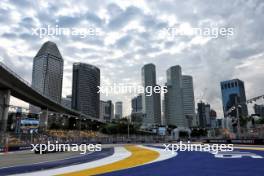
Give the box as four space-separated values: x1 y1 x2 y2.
0 0 263 117
1 1 264 176
2 41 262 118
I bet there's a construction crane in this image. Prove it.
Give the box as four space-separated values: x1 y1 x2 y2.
246 94 264 104
227 94 264 138
195 88 208 103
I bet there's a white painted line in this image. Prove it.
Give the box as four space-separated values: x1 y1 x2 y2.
12 147 131 176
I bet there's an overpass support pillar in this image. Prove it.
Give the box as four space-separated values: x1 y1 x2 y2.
39 109 48 132
0 89 10 133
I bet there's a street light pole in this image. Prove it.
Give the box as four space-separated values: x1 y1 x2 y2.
235 96 241 138
127 117 130 139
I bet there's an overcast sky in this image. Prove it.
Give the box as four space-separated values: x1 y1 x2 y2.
0 0 264 116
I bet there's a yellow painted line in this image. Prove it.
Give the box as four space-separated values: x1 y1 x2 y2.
59 145 160 176
236 147 264 151
235 144 264 147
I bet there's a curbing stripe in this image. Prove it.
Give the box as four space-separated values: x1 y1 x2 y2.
59 145 160 176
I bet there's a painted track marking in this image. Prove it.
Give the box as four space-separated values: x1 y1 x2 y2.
59 145 160 176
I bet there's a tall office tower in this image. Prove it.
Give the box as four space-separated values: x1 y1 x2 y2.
210 109 217 128
205 104 211 127
141 64 161 126
132 94 143 113
131 94 145 123
220 79 248 117
72 63 100 118
197 101 211 128
164 66 186 127
115 101 123 119
182 75 196 127
100 100 114 122
254 104 264 117
31 41 64 102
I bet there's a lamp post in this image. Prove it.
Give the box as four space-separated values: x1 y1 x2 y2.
127 117 131 139
235 96 241 138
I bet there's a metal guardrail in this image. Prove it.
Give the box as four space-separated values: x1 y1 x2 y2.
0 62 102 122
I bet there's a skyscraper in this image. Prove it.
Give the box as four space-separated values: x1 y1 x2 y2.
220 79 248 117
131 94 145 123
31 41 64 103
141 63 161 126
72 63 100 118
254 104 264 117
164 66 185 127
182 75 196 127
164 66 195 128
132 94 143 113
197 101 210 128
100 100 114 122
210 109 217 128
115 101 123 119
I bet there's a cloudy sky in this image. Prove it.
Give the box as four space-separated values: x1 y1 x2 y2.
0 0 263 116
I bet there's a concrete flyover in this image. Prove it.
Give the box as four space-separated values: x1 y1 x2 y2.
0 62 103 132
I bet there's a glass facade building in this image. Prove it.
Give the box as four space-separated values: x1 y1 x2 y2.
115 101 123 119
31 41 64 103
220 79 248 117
141 63 161 126
72 63 100 118
164 66 195 128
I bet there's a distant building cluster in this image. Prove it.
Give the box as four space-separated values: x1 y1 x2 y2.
197 102 217 129
131 64 196 130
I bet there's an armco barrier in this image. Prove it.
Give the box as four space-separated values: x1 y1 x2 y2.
206 139 264 145
0 145 31 153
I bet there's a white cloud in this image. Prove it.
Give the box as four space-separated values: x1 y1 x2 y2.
0 0 263 117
